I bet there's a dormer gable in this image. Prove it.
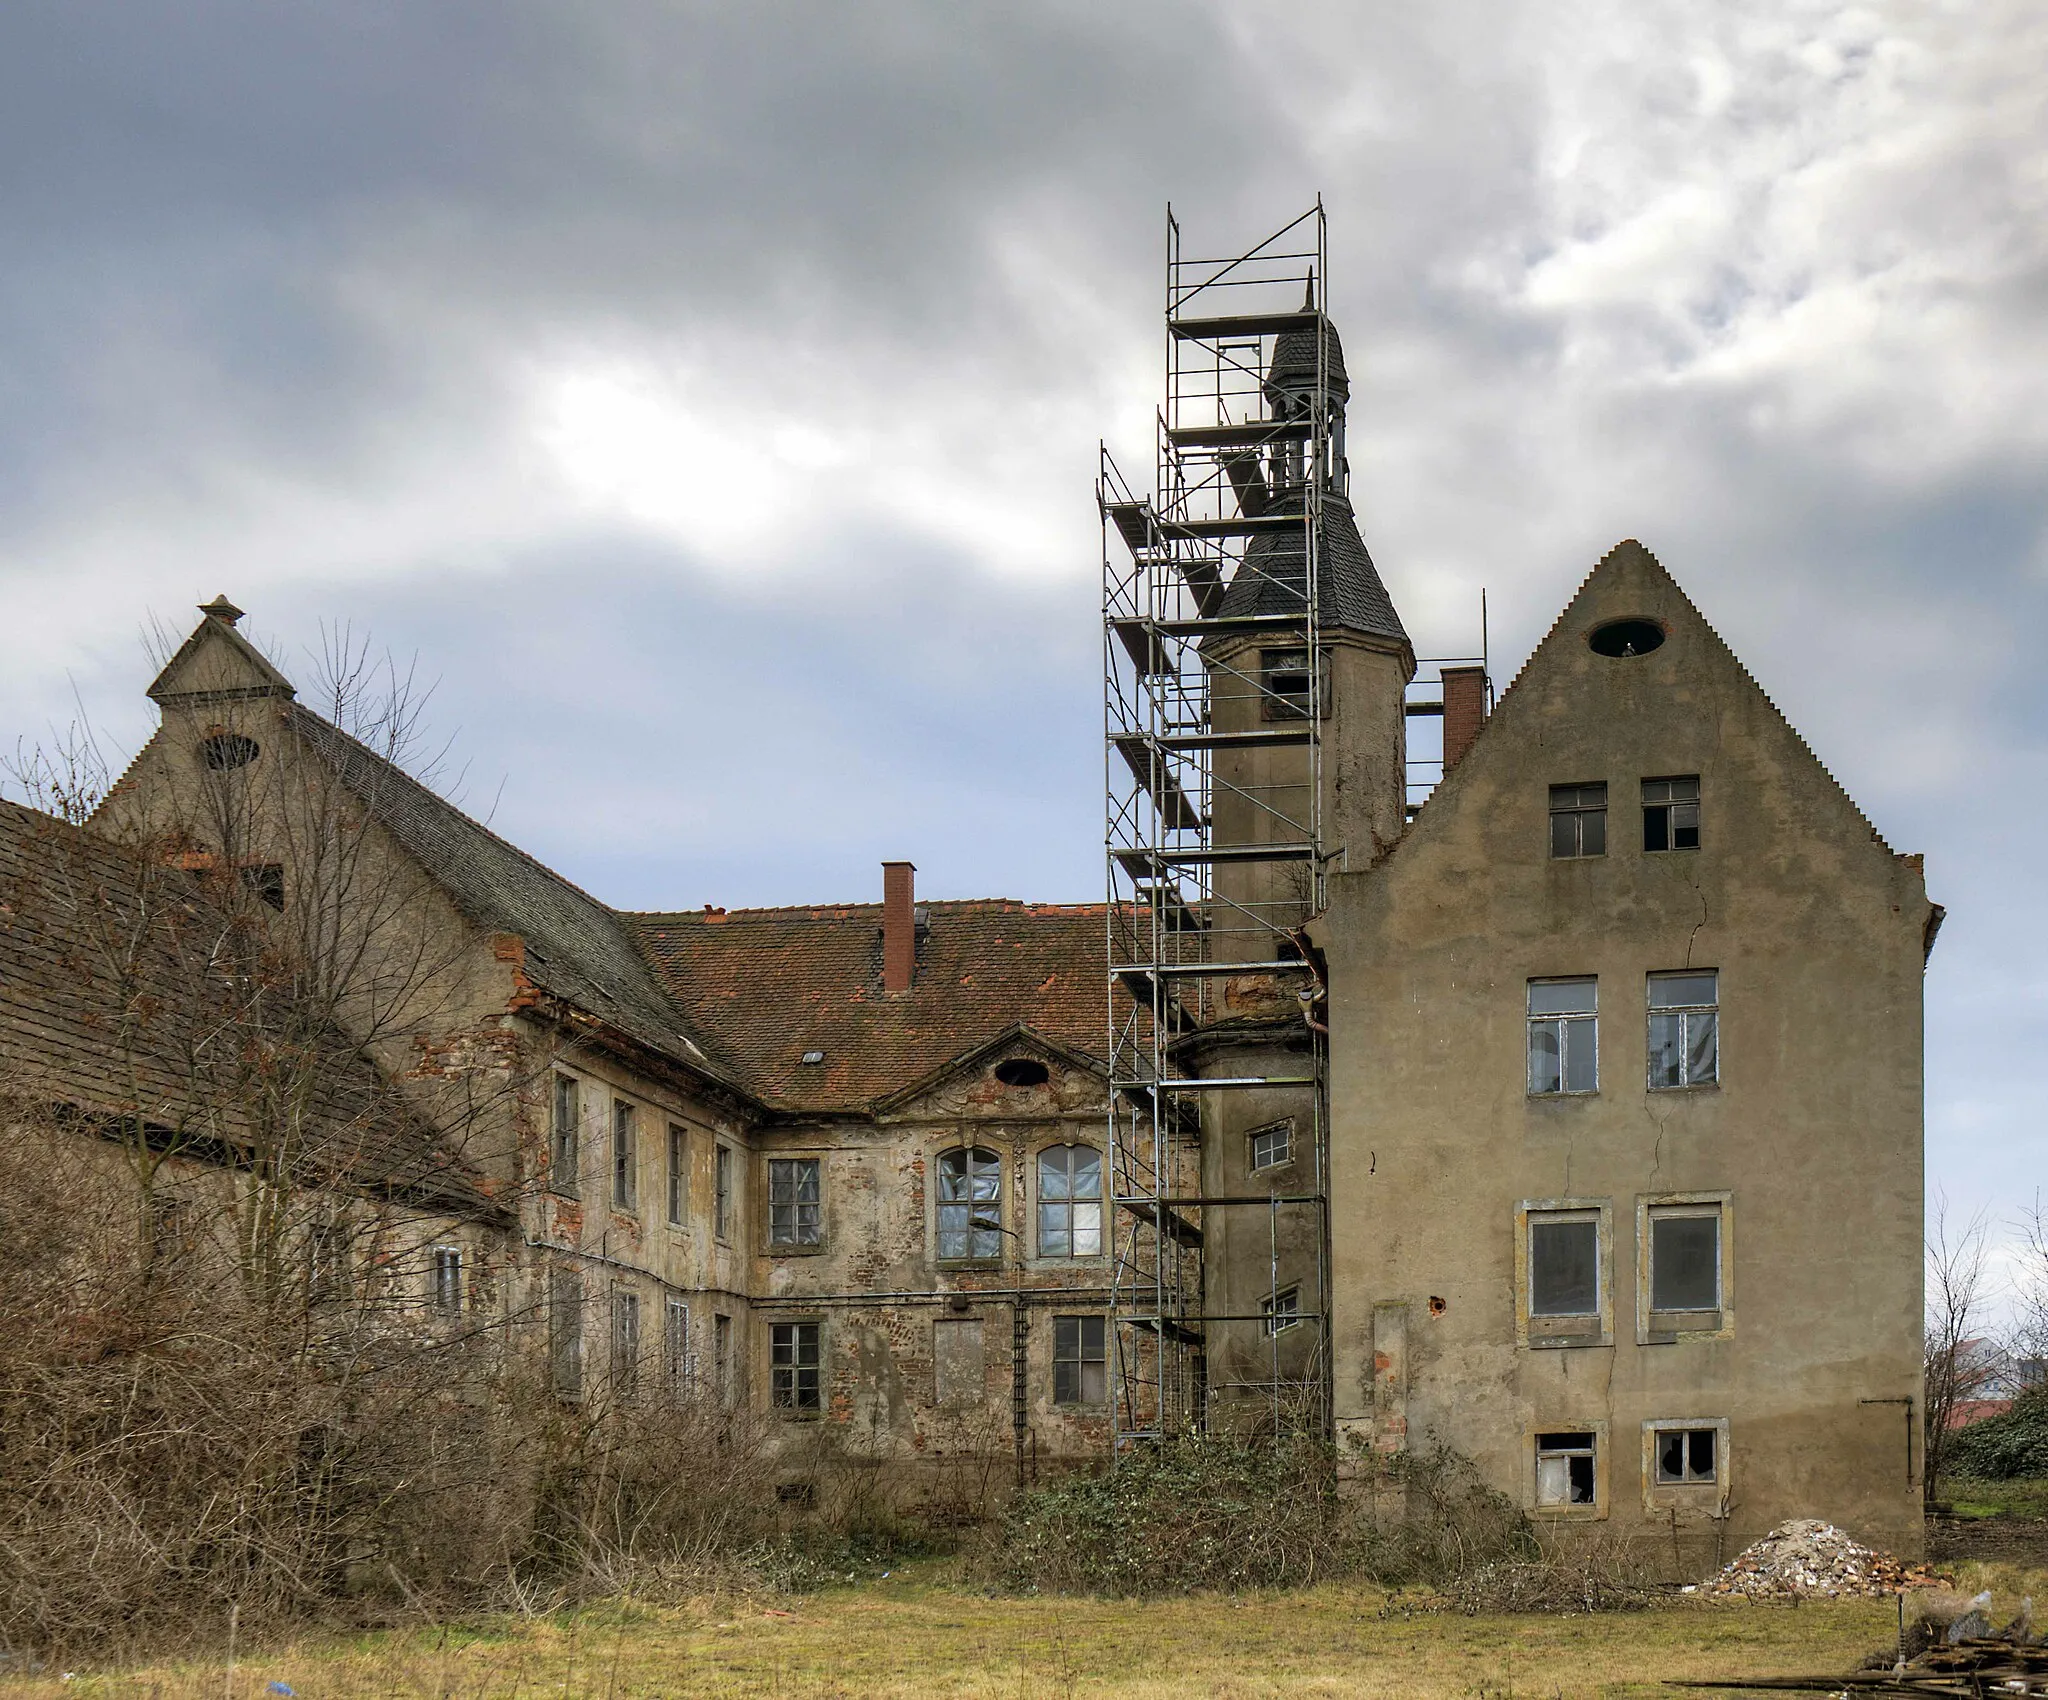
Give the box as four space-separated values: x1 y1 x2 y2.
147 596 296 708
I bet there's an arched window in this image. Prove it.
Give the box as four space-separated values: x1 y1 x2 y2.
1037 1145 1102 1259
936 1147 1002 1262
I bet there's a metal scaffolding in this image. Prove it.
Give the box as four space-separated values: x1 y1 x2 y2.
1102 204 1336 1447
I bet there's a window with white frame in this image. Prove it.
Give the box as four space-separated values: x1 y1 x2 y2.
1647 1203 1723 1326
1528 979 1598 1094
768 1157 821 1248
664 1296 690 1394
1052 1315 1107 1405
612 1101 638 1211
937 1147 1003 1262
1651 1424 1721 1486
430 1245 462 1313
771 1320 822 1412
1648 972 1718 1089
1642 776 1700 852
1549 782 1607 858
1248 1118 1293 1173
551 1074 580 1195
1535 1431 1597 1507
1262 1285 1301 1335
1036 1145 1102 1258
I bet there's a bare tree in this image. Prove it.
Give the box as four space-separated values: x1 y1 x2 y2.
1924 1193 1995 1507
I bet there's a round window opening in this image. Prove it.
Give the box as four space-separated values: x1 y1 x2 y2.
993 1057 1050 1088
1587 618 1666 659
201 733 261 771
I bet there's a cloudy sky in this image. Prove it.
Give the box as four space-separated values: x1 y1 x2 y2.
1 2 2042 1282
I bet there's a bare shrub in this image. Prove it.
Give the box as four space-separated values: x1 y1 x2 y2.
1925 1195 1996 1506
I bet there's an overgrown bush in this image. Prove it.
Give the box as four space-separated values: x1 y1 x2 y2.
1949 1389 2048 1481
969 1433 1535 1597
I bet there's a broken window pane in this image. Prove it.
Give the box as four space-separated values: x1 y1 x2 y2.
1651 1211 1721 1312
1529 980 1597 1095
1529 1217 1599 1316
939 1147 1003 1261
1535 1432 1597 1506
1262 1285 1301 1335
769 1157 822 1248
1648 973 1718 1089
1643 776 1701 852
1655 1426 1720 1484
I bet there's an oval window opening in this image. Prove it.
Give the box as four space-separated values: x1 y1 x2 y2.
993 1057 1050 1088
202 733 260 770
1588 619 1665 658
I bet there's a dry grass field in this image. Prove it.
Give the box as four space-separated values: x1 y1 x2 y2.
7 1556 2042 1700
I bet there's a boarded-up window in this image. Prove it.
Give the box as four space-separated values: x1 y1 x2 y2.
933 1317 985 1409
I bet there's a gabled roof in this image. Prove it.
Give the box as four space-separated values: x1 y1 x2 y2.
630 900 1113 1114
0 798 500 1218
281 706 736 1087
147 597 297 705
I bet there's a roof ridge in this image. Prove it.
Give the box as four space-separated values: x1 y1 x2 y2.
633 898 1109 921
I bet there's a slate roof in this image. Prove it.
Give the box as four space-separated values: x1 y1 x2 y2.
630 900 1113 1113
0 798 499 1218
283 706 734 1088
1265 315 1349 404
1214 488 1409 646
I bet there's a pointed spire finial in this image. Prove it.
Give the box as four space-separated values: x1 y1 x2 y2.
1303 269 1316 313
200 594 244 627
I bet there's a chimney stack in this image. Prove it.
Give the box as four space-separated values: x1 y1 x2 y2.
1441 667 1488 773
882 861 916 993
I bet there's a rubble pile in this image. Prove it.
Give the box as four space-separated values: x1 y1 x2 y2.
1695 1519 1948 1601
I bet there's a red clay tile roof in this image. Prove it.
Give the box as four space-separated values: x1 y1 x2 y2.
630 900 1113 1112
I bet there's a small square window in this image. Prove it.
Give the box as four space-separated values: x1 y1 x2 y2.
1653 1425 1720 1485
1535 1430 1597 1506
1248 1118 1293 1173
1648 972 1718 1089
769 1157 822 1248
1053 1315 1107 1405
1262 1285 1301 1336
1261 647 1312 718
1549 782 1607 859
771 1320 822 1412
1528 978 1598 1095
1642 776 1701 852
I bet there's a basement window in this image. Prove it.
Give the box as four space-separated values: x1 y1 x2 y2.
1548 782 1607 858
1053 1315 1107 1405
1588 618 1666 658
1535 1432 1597 1506
1642 775 1700 851
994 1057 1049 1087
201 732 260 770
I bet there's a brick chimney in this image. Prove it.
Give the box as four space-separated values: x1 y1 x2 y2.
1441 667 1488 772
882 861 916 993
